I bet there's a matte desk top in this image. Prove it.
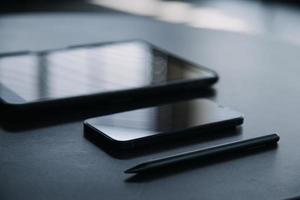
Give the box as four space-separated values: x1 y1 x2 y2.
1 13 300 200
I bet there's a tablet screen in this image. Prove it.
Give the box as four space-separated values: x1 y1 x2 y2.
0 41 216 103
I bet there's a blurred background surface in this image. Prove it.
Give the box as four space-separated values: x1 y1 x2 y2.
2 0 300 45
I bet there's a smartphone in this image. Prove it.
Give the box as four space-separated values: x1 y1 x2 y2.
84 99 243 150
0 40 218 120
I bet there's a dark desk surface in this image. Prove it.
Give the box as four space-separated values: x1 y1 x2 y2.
1 13 300 200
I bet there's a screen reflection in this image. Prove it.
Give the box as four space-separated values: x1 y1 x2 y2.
0 41 214 101
87 99 242 141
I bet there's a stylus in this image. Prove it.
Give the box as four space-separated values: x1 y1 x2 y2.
125 134 280 174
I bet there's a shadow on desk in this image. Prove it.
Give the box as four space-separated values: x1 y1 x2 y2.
84 125 243 159
0 88 216 132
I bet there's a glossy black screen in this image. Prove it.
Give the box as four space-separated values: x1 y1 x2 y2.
0 41 216 103
85 99 243 142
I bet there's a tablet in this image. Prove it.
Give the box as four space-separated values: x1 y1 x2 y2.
0 40 218 118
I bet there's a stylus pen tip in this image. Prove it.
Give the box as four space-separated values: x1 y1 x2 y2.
124 165 143 174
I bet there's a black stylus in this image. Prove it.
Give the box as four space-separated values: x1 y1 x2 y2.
125 134 280 174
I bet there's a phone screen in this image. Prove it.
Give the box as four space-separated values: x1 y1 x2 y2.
0 41 216 103
85 99 243 143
